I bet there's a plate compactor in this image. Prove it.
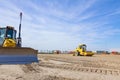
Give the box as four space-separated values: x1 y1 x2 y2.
0 12 38 64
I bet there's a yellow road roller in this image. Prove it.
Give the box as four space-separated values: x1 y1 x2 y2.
73 44 94 56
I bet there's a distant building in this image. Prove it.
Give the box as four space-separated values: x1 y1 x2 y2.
111 51 118 55
96 51 110 54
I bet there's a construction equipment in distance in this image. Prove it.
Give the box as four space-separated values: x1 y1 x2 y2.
73 44 94 56
0 12 38 64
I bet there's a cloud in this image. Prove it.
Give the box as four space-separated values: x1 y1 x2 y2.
23 0 97 22
22 30 79 50
108 9 120 16
0 0 120 51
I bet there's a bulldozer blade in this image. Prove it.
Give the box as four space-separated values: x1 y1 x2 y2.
0 47 38 64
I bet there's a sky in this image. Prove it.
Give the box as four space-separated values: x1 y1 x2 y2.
0 0 120 51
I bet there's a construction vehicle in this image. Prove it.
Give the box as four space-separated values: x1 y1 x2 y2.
0 12 38 64
73 44 94 56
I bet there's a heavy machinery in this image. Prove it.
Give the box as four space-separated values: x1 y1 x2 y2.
0 12 38 64
73 44 94 56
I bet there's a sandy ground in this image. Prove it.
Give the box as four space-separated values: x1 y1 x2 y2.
0 54 120 80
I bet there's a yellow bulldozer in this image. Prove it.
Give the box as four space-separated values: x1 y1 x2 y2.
73 44 94 56
0 12 38 64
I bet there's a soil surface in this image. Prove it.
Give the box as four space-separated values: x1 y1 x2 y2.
0 54 120 80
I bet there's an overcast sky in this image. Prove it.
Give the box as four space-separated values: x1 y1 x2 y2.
0 0 120 51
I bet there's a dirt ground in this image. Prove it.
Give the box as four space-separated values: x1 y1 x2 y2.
0 54 120 80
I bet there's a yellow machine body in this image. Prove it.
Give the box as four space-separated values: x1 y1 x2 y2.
3 38 16 47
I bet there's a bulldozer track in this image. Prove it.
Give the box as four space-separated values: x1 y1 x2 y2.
39 60 120 76
20 55 120 76
21 64 40 73
42 57 120 70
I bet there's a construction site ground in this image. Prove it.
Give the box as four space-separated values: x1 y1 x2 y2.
0 54 120 80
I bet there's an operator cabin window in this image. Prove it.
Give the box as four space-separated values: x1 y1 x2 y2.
0 29 5 38
0 28 6 45
6 29 13 38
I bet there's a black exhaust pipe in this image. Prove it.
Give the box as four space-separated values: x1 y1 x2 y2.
17 12 22 47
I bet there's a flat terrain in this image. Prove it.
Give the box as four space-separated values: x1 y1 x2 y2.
0 54 120 80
